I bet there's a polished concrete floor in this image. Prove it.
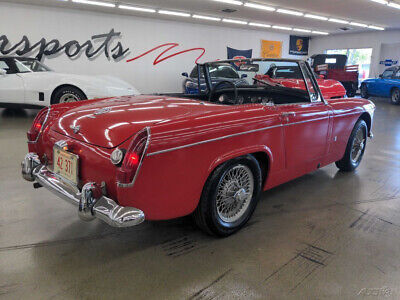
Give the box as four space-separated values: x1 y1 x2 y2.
1 98 400 299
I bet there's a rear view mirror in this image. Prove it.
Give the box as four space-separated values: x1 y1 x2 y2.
0 69 6 76
239 64 259 72
182 72 189 77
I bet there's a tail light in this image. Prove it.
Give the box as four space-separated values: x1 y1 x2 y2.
27 107 50 142
116 127 151 187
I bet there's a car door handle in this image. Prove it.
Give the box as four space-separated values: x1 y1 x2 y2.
282 112 296 117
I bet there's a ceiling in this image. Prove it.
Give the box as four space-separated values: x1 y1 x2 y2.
4 0 400 35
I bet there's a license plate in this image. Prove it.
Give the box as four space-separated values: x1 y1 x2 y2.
53 147 79 185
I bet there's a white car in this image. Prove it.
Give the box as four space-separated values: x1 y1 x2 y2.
0 56 139 107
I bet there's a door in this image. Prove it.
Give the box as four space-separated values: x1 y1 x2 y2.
372 68 395 96
280 62 331 175
0 59 25 104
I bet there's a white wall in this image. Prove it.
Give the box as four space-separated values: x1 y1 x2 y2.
0 2 302 93
310 30 400 78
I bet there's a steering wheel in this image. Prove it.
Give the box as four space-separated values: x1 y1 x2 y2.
208 80 238 103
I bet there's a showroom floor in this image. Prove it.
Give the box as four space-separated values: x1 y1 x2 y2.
1 98 400 299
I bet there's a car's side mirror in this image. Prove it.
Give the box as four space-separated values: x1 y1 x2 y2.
379 74 383 79
0 69 6 76
182 72 189 78
317 74 325 79
241 74 248 79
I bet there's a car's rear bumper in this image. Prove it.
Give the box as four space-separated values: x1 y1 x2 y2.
21 153 145 228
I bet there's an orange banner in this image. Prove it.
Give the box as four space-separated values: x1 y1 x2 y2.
261 40 282 58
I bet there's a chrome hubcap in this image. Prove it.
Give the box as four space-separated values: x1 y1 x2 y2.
393 91 400 102
351 129 366 163
216 165 254 223
59 93 80 103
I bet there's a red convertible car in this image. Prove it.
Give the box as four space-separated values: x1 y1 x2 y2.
22 59 375 236
254 65 347 99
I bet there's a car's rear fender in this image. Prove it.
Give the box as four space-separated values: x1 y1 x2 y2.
207 145 273 189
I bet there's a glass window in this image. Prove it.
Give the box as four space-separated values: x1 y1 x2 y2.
0 60 12 74
326 48 373 81
209 64 239 79
326 49 347 55
15 58 51 72
14 60 32 73
382 69 394 79
394 69 400 79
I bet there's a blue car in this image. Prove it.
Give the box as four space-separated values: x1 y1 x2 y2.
361 67 400 105
182 63 248 94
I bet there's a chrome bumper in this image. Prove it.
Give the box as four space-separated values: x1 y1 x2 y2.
21 153 145 228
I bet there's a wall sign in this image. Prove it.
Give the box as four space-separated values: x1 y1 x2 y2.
380 59 398 67
227 47 253 69
0 29 130 61
261 40 282 58
289 35 309 56
0 29 206 67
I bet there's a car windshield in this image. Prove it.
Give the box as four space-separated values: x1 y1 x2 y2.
14 58 52 73
193 59 321 105
190 63 239 79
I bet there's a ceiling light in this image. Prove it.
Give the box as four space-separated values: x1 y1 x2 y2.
212 0 243 5
293 28 312 33
277 8 303 16
369 25 385 30
304 14 328 20
328 18 349 24
388 2 400 9
369 0 388 4
192 15 221 21
71 0 115 7
118 5 155 13
249 22 271 28
350 22 368 27
222 18 248 24
313 31 329 35
158 10 191 17
273 25 293 30
244 2 275 11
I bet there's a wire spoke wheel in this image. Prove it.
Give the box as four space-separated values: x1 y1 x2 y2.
392 89 400 103
216 164 254 223
59 93 80 103
350 128 366 163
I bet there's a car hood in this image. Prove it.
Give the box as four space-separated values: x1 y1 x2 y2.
56 73 140 96
50 95 225 148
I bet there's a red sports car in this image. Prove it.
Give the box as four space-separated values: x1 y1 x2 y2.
22 59 375 236
254 64 347 99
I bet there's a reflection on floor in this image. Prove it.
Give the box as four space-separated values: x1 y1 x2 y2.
1 98 400 299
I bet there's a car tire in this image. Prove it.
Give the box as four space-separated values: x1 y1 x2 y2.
335 119 368 172
360 84 369 99
52 86 87 104
346 85 357 98
193 155 262 237
391 88 400 105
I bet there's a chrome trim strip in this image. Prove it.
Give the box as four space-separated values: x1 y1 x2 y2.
117 127 151 188
283 116 329 126
27 107 51 144
147 124 283 157
333 111 361 117
147 116 332 157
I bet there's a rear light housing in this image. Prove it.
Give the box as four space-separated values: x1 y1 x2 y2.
27 107 50 143
116 127 151 187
